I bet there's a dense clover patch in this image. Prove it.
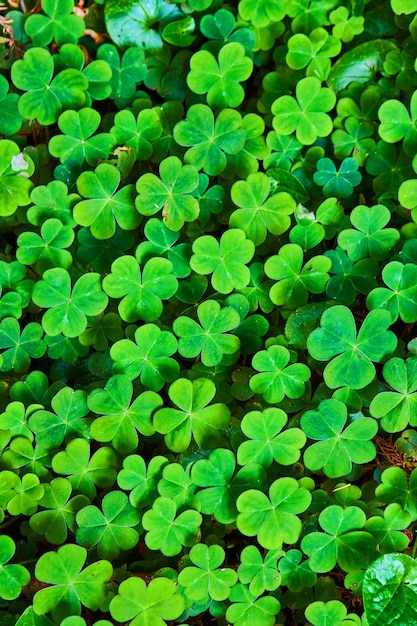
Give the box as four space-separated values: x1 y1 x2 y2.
2 1 417 625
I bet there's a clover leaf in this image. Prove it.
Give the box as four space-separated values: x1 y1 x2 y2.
29 478 89 545
153 377 230 452
96 44 146 106
135 156 199 231
378 91 417 157
338 204 400 261
375 467 417 521
103 255 177 323
178 544 238 602
332 116 375 165
173 104 246 175
17 218 74 273
190 229 254 294
301 399 378 478
173 300 240 367
365 503 411 554
278 549 317 593
0 317 46 374
0 535 30 601
313 157 362 197
88 374 162 453
238 546 282 597
32 268 108 338
52 438 117 500
110 108 162 161
157 461 199 509
307 305 397 389
109 577 185 626
135 217 192 278
286 27 341 79
27 180 78 227
264 243 331 308
24 0 85 47
249 345 311 404
11 48 88 125
191 448 266 524
229 173 295 245
238 0 286 27
0 140 34 217
369 357 417 432
226 583 281 626
142 497 202 556
367 261 417 323
76 490 140 559
187 42 253 109
49 108 115 167
272 77 336 145
33 544 112 622
301 505 376 573
236 477 311 550
117 454 168 510
110 323 179 391
28 387 90 449
0 75 22 136
237 407 306 467
305 600 359 626
74 163 139 239
325 247 378 305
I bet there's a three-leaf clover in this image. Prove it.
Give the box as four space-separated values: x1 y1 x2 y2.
32 268 108 338
102 256 178 323
178 544 238 602
375 467 417 521
226 583 281 626
24 0 85 46
237 546 282 597
378 91 417 157
0 535 30 601
16 218 74 273
109 577 185 626
301 505 376 572
117 454 168 510
237 407 306 467
153 377 230 452
0 317 46 374
301 399 378 478
190 229 255 294
229 173 296 245
173 300 240 367
135 155 199 231
307 305 398 389
110 323 179 391
338 204 400 261
313 157 362 197
76 490 140 559
272 77 336 145
49 108 115 167
369 357 417 432
236 477 312 550
74 163 139 239
88 374 162 453
187 42 253 108
366 261 417 323
33 544 112 622
0 140 34 217
110 108 162 160
142 497 202 556
264 243 331 308
249 345 311 404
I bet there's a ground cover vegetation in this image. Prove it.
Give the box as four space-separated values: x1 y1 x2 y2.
1 0 417 624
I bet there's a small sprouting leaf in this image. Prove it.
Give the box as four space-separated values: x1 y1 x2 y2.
153 377 230 452
0 535 30 601
302 399 378 477
33 544 112 622
236 477 311 550
88 374 162 453
250 345 311 404
74 163 139 239
307 305 398 389
49 108 115 167
187 42 253 109
102 256 178 323
237 407 306 467
110 324 179 391
178 544 238 602
363 553 417 626
109 577 185 626
173 300 240 367
32 268 108 338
